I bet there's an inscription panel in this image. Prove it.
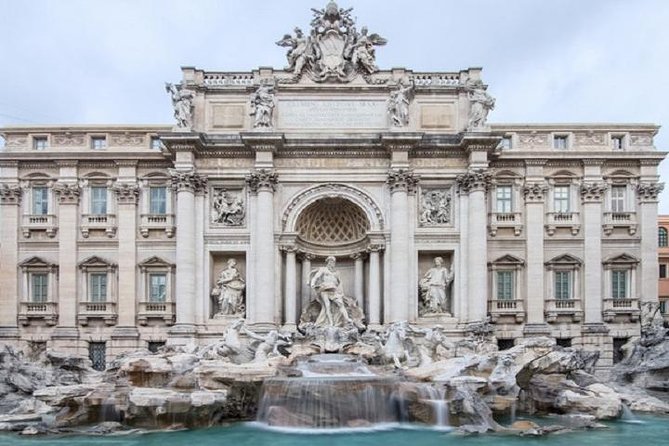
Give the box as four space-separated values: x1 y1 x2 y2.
278 100 387 129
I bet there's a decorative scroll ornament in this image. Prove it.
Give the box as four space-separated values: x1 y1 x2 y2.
276 1 387 83
419 189 451 225
388 81 414 127
636 181 664 202
53 182 80 204
165 82 194 131
112 183 140 204
0 183 22 205
455 169 492 194
211 188 245 225
580 182 608 202
465 79 495 131
169 169 207 193
245 169 279 193
386 169 419 193
523 182 548 202
249 84 276 129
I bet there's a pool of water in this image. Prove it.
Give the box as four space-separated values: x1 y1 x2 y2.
1 416 668 446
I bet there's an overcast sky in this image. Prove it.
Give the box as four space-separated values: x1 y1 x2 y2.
1 0 668 212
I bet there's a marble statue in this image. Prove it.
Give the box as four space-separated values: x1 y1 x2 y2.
640 302 668 346
350 26 387 74
242 326 292 362
165 82 194 130
211 259 246 317
198 319 248 362
419 189 451 225
414 325 455 366
276 27 312 74
466 80 495 130
419 257 454 315
379 321 415 368
249 84 275 128
211 189 244 225
299 256 365 330
388 81 413 127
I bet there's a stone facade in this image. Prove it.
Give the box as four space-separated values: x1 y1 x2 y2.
0 3 665 368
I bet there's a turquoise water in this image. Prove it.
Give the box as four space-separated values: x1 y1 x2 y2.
1 416 668 446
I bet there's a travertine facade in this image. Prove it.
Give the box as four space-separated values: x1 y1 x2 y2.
0 3 665 368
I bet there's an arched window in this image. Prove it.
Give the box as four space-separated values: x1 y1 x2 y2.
659 227 668 247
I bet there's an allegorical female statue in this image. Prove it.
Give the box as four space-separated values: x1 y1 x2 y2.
212 259 246 316
419 256 454 315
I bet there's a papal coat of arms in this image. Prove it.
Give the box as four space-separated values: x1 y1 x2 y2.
276 1 387 82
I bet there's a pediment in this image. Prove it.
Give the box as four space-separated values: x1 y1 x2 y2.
603 253 639 265
489 254 524 266
546 254 582 266
138 256 174 268
19 256 56 268
78 255 115 268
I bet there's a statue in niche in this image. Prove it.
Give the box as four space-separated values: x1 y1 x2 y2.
299 256 365 331
249 84 275 128
388 81 413 127
211 259 246 317
419 257 454 315
419 189 451 225
165 82 194 130
466 80 495 130
211 189 244 225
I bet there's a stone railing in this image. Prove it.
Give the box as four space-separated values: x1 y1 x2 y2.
77 301 117 326
488 299 525 323
137 301 176 326
139 214 175 238
488 212 523 236
22 214 57 238
545 212 581 236
203 72 255 88
602 212 637 235
603 298 640 322
18 301 57 326
80 214 117 238
545 298 583 323
411 73 460 87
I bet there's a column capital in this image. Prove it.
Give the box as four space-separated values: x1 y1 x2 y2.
53 182 80 204
297 251 315 261
112 182 140 205
0 183 22 205
523 181 548 203
386 168 419 193
636 181 664 203
580 181 607 203
245 168 278 193
366 243 385 253
279 245 298 253
455 168 491 194
169 169 207 194
350 252 366 260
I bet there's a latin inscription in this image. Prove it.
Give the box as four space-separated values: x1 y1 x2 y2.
278 100 387 129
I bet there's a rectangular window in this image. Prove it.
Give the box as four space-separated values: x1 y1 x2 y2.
32 187 49 215
89 273 107 302
149 186 167 214
553 135 568 149
660 264 667 279
150 137 162 150
31 273 48 302
149 273 167 302
496 271 514 300
33 137 48 150
496 186 512 213
553 186 570 213
499 137 512 150
554 271 572 300
89 342 106 371
91 136 107 150
90 187 107 215
611 270 627 299
611 186 626 212
611 136 624 150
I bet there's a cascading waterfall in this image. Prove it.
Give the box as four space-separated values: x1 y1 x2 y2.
414 384 449 428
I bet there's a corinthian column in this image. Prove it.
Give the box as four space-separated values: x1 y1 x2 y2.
170 169 207 339
0 183 22 340
637 181 664 304
386 169 418 322
523 180 548 330
246 169 278 328
456 169 490 321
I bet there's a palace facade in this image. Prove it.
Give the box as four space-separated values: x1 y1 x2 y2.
0 3 664 369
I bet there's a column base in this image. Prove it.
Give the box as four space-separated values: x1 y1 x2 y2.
111 326 140 340
0 326 19 339
51 326 80 339
581 323 610 335
523 323 551 337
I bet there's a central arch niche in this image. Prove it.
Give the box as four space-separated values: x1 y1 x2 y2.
295 197 370 248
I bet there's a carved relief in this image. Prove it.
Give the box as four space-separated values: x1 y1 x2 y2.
523 182 548 202
636 181 664 202
575 132 605 146
169 169 207 193
0 183 22 205
211 188 245 225
4 136 27 148
580 182 608 202
249 84 276 129
111 134 145 146
518 133 548 147
52 133 85 146
455 169 491 194
386 169 419 193
630 134 653 146
245 169 278 193
419 188 451 225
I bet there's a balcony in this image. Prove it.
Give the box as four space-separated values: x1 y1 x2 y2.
139 214 175 238
602 212 637 235
18 301 57 326
545 212 580 236
488 299 525 323
488 212 523 236
603 298 640 322
81 214 117 238
77 301 117 326
137 301 176 325
545 298 583 323
22 214 57 238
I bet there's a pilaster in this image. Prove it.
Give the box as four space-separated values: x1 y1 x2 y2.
580 180 608 325
0 183 21 339
637 181 664 303
523 180 548 329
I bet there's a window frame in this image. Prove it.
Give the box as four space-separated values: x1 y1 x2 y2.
31 186 49 215
496 270 514 300
495 185 513 213
90 136 107 150
90 186 108 215
148 273 167 302
89 272 108 302
149 186 167 214
553 185 571 213
32 136 48 151
659 227 668 247
552 134 569 150
610 185 627 213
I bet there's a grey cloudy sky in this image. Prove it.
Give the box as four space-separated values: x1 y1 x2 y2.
1 0 668 211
